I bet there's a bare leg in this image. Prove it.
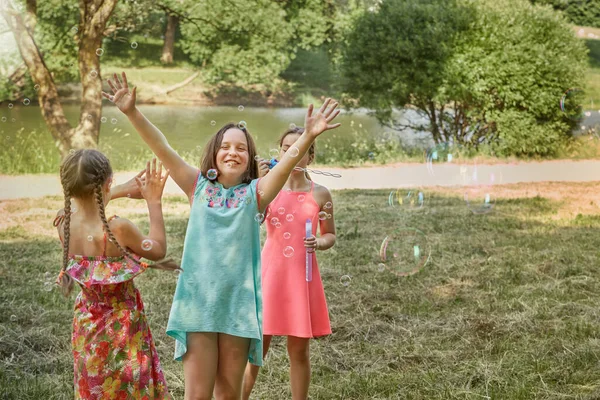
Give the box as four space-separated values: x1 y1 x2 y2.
213 333 251 400
287 336 311 400
183 332 218 400
242 335 273 400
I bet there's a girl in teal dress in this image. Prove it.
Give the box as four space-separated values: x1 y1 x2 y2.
103 72 342 399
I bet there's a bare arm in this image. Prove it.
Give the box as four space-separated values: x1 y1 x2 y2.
257 99 341 212
304 186 336 251
103 72 198 199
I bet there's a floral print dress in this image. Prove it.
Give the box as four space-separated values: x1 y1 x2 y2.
55 215 170 400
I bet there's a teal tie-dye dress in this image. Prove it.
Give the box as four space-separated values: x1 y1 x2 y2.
166 172 263 366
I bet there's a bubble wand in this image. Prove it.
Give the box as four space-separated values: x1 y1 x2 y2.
306 218 313 282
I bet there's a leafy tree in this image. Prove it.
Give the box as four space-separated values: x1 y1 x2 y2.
340 0 589 157
530 0 600 28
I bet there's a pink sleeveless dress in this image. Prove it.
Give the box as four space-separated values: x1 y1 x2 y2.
261 182 332 338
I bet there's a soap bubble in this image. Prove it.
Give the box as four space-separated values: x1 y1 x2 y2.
283 232 291 240
289 123 296 129
379 228 430 277
318 211 327 220
141 239 153 251
10 315 17 322
71 26 78 33
277 207 285 215
34 84 40 91
286 214 294 222
377 263 386 272
288 147 300 157
131 42 138 49
101 117 107 123
283 246 295 258
238 120 247 130
44 272 52 281
560 88 585 120
297 195 305 202
368 152 375 160
275 222 282 228
87 235 93 242
23 98 30 106
210 120 216 126
340 275 351 286
254 213 265 223
269 149 279 159
270 217 279 225
43 281 54 292
425 142 466 177
238 105 244 111
324 201 333 210
11 118 15 123
8 103 13 109
95 48 104 56
462 165 500 214
207 169 218 180
254 155 261 161
111 118 117 124
388 189 425 210
90 69 98 78
1 117 6 122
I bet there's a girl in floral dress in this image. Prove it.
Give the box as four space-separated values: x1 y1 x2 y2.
54 150 179 399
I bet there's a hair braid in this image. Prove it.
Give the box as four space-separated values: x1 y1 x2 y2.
58 189 74 296
94 182 179 272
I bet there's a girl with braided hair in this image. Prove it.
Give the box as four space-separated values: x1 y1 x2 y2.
54 149 178 399
103 72 341 400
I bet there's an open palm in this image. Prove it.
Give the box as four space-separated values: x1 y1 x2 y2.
102 72 137 116
304 98 342 138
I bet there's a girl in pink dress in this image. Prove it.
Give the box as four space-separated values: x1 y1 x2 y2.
55 150 178 399
243 127 337 400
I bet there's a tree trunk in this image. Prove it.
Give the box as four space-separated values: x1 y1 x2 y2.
160 14 178 65
1 0 118 157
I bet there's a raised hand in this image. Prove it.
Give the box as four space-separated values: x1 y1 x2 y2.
102 72 137 116
258 158 270 178
304 98 342 138
135 158 170 204
117 169 146 199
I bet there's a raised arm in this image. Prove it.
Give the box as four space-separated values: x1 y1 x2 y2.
103 72 198 199
257 99 341 212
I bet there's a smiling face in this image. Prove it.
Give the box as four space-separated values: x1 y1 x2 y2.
217 128 250 177
200 123 259 185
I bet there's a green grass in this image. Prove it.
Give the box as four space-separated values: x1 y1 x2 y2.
2 183 600 399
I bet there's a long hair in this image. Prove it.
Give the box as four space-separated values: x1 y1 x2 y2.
200 123 259 183
57 149 178 296
278 126 315 180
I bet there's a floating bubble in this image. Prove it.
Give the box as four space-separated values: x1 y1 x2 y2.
288 147 300 157
69 149 76 154
277 207 285 215
326 213 332 219
286 214 294 222
275 222 282 228
289 123 296 129
340 275 351 286
8 103 13 109
324 201 332 210
270 217 279 225
388 189 425 210
86 114 93 120
377 263 386 272
95 48 104 56
110 118 117 124
425 142 466 176
87 235 93 242
254 155 261 161
283 232 291 239
462 165 499 214
237 120 247 130
318 211 327 220
10 315 17 322
238 105 244 112
108 95 114 102
297 195 305 202
368 152 375 160
210 120 216 126
207 169 218 180
44 272 52 281
43 281 54 292
34 84 40 91
269 148 279 159
379 228 430 277
585 111 592 117
283 246 294 258
90 69 98 78
560 88 585 120
23 98 30 106
141 239 153 251
130 42 138 49
71 26 78 33
174 269 181 275
1 117 6 122
101 117 107 123
127 194 131 198
254 213 265 223
11 118 15 123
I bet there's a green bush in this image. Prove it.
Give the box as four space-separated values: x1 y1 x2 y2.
530 0 600 28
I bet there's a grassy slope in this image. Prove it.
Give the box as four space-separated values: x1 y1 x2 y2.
2 183 600 399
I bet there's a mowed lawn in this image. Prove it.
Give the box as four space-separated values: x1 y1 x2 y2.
2 182 600 399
